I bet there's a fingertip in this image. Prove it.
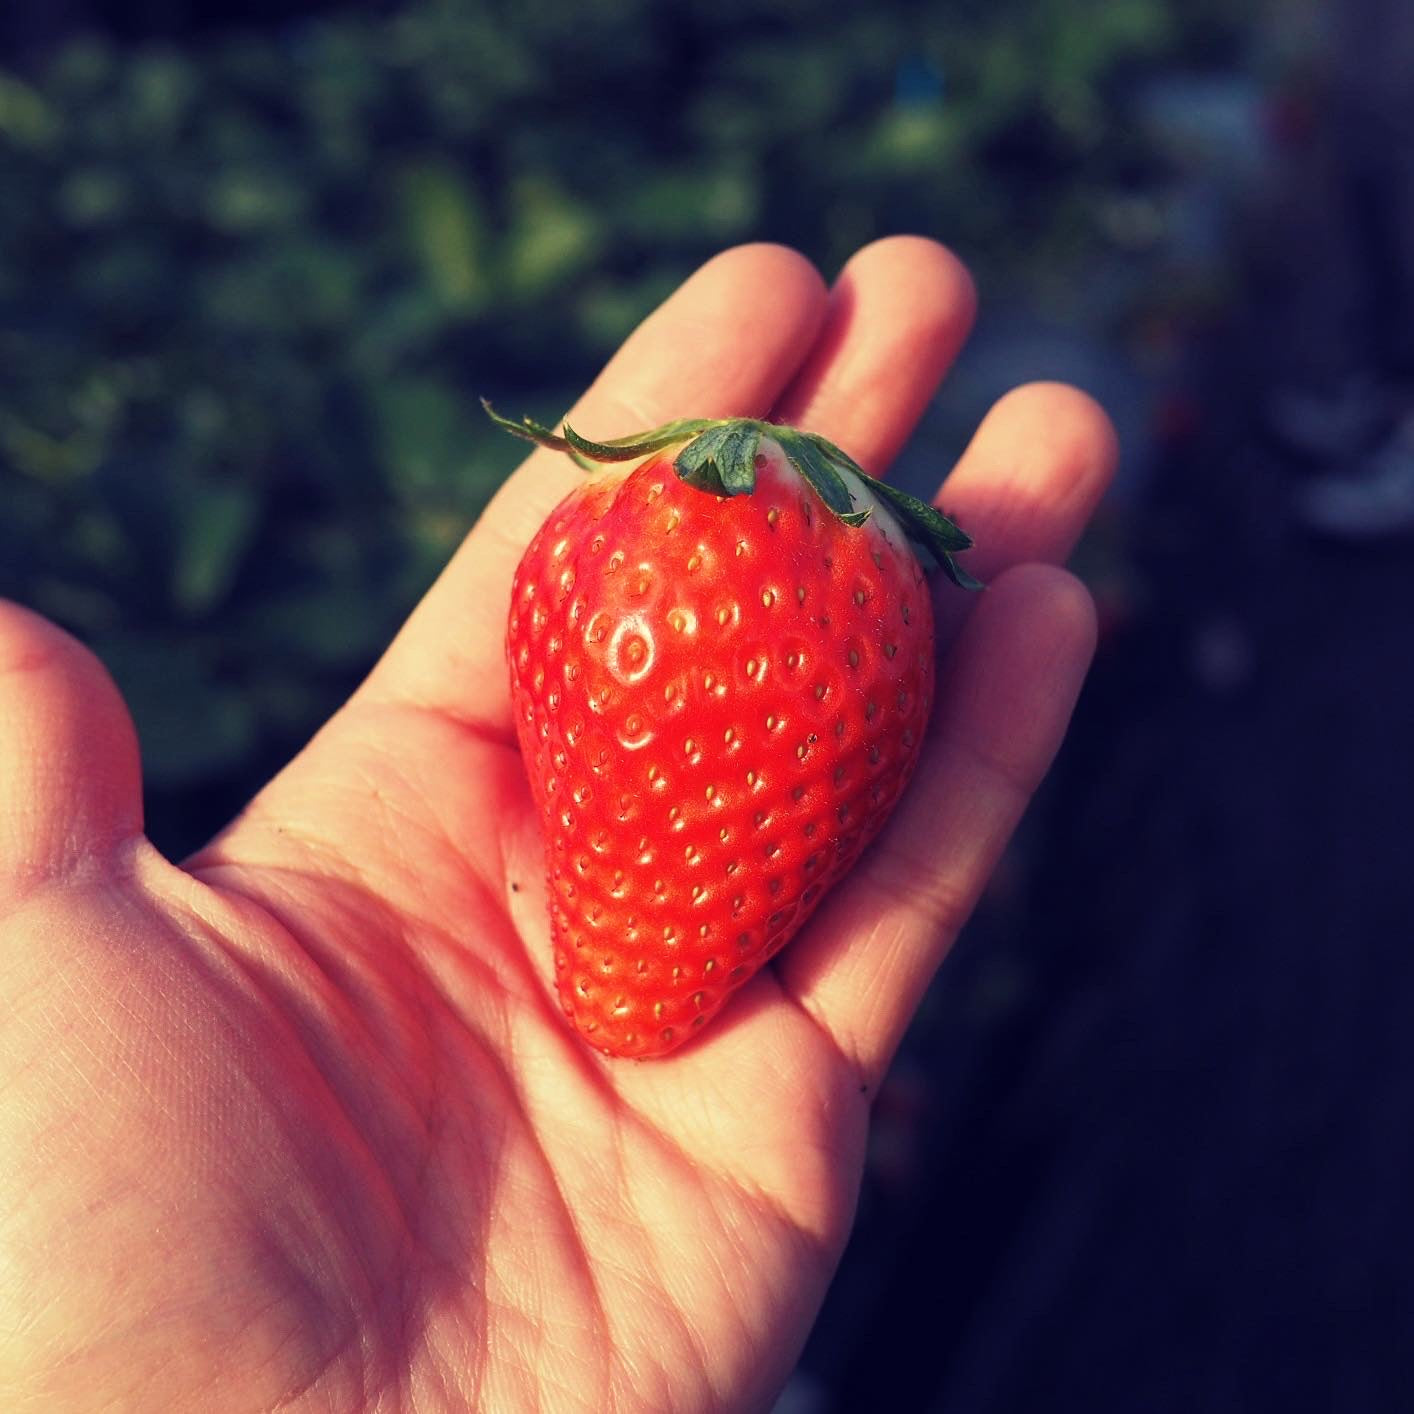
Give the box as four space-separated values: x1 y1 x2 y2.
0 601 121 713
701 240 829 304
1046 563 1100 661
684 244 829 371
935 382 1119 588
944 563 1099 745
832 235 979 378
0 602 143 891
773 236 978 470
843 234 978 327
988 561 1099 652
979 381 1120 502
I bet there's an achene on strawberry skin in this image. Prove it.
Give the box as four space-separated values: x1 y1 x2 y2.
491 404 979 1058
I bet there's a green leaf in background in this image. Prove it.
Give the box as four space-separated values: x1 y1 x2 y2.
503 174 606 299
56 165 134 227
169 479 261 616
397 159 491 314
200 240 362 333
0 72 57 148
204 165 309 233
121 48 197 146
249 585 396 671
615 163 761 245
372 374 480 501
94 635 259 789
571 266 685 355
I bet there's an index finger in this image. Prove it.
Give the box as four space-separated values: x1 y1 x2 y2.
360 243 829 737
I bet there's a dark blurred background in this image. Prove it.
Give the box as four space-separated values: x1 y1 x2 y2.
3 1 1412 1410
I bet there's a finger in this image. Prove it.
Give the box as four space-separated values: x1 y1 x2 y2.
361 243 829 734
775 564 1096 1084
932 382 1118 637
0 602 143 897
771 235 977 474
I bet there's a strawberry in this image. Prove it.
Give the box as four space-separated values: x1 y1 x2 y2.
488 403 979 1058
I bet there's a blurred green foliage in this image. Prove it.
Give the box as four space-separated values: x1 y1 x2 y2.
0 0 1243 852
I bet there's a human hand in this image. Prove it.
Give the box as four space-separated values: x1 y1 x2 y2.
0 238 1114 1412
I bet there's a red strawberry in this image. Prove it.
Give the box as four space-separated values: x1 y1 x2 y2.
488 403 980 1058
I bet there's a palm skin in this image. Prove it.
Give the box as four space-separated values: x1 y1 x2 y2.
0 239 1114 1412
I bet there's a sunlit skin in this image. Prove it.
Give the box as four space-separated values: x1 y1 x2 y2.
0 238 1114 1412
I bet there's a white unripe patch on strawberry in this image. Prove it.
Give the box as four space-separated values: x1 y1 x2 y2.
756 432 909 555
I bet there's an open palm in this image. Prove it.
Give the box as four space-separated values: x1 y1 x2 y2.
0 239 1114 1412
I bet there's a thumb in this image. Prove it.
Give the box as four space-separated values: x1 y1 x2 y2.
0 602 144 894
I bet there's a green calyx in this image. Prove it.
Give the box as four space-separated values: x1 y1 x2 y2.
482 400 982 590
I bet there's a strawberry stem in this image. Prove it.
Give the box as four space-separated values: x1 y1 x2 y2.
482 400 983 590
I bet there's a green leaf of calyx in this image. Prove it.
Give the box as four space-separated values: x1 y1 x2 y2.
861 475 981 588
772 426 865 520
481 400 712 470
803 431 981 588
481 400 982 588
563 417 716 462
480 398 570 452
674 421 761 496
939 557 986 591
862 474 974 553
